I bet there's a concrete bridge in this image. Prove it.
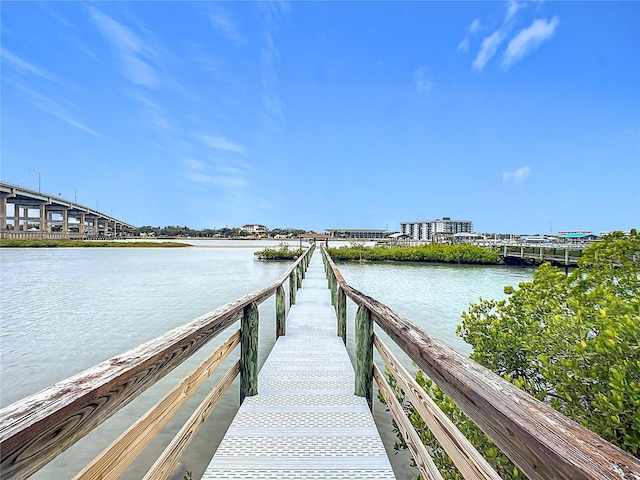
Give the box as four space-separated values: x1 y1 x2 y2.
0 182 135 239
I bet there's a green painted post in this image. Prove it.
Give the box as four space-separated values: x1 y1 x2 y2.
565 248 569 265
337 286 346 344
289 270 297 306
540 247 544 261
240 302 259 403
276 285 286 338
355 304 373 410
329 272 336 306
297 263 303 288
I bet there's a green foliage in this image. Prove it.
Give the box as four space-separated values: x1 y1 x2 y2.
327 244 500 265
254 243 303 260
459 231 640 456
0 239 190 248
383 232 639 478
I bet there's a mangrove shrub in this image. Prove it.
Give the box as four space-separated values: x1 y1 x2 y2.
386 231 640 478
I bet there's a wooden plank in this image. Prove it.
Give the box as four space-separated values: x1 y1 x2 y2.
73 331 240 480
374 335 501 480
142 361 240 480
240 302 259 403
354 305 373 410
374 364 444 480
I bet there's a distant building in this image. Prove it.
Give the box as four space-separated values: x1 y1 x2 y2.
558 230 597 243
325 229 387 239
241 224 268 234
400 217 473 242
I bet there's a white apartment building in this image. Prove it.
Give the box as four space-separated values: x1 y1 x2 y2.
400 217 473 242
241 224 268 234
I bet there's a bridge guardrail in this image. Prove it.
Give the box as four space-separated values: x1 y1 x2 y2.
320 246 639 480
0 245 314 480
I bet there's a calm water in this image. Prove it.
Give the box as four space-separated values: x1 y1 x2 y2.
0 242 532 479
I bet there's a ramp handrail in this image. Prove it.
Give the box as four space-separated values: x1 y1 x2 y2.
0 245 314 479
320 246 640 480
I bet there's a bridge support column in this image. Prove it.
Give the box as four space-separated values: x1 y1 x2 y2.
62 209 68 233
39 205 46 231
79 214 85 234
93 217 98 235
13 204 20 231
0 197 6 230
22 207 29 231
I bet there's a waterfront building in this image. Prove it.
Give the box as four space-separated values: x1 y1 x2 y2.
558 230 598 243
241 224 268 234
400 217 473 242
325 228 387 239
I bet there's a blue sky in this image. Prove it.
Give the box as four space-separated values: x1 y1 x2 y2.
2 1 638 234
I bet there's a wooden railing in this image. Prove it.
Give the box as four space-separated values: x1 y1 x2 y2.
320 246 640 480
0 245 314 480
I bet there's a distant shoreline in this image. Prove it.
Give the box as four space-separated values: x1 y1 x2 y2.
0 239 191 248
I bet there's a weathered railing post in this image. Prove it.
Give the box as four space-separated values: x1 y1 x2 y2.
289 269 297 306
275 285 286 338
330 271 337 307
355 304 373 410
296 263 303 288
337 286 346 344
240 302 259 403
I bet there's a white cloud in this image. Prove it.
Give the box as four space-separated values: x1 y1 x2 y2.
207 6 247 45
88 7 158 88
472 31 505 71
506 1 526 23
413 66 434 93
2 48 58 83
185 172 213 185
200 135 246 154
183 157 205 170
212 175 247 189
502 166 531 182
458 18 481 52
11 83 101 137
503 17 559 68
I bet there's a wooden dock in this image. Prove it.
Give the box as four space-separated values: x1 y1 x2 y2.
203 252 395 479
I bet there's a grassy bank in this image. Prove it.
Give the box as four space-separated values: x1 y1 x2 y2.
328 244 500 264
0 239 191 248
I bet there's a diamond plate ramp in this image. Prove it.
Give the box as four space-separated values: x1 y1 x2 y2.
203 251 395 479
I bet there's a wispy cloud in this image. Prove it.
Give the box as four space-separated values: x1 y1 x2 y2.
472 31 505 71
11 83 101 137
503 17 559 68
1 48 67 86
261 32 285 124
206 5 247 45
88 7 158 88
503 166 531 182
506 0 526 23
466 1 557 71
200 135 246 154
458 18 481 52
413 66 434 93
